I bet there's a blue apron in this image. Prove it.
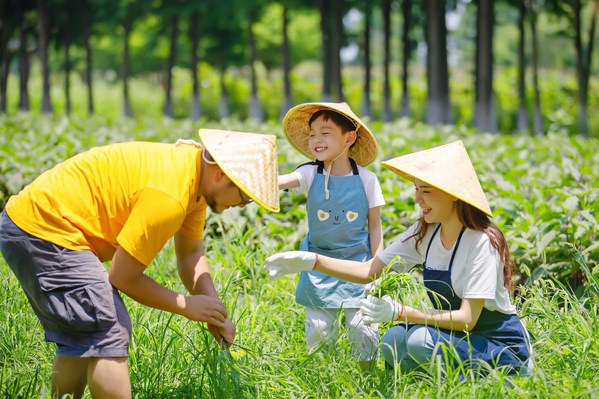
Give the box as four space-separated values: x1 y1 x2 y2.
418 224 530 372
296 159 371 308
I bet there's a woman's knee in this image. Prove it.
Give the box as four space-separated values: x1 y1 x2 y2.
380 325 408 364
404 326 435 364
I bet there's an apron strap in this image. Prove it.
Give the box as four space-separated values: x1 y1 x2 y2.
424 224 441 262
448 227 466 271
314 159 359 175
424 225 466 268
295 160 321 173
349 158 359 175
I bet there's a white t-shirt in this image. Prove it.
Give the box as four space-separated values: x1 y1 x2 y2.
378 222 516 314
290 163 385 209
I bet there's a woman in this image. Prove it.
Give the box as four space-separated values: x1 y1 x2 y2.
265 140 533 375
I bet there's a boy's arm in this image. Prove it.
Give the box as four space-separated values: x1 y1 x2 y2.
279 173 300 190
368 206 383 257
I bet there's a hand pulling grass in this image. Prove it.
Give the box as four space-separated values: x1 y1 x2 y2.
368 257 414 303
369 273 413 302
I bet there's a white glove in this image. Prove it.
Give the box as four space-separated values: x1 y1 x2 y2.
360 295 401 325
264 251 317 280
363 277 384 297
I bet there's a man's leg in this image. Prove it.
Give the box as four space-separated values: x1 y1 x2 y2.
52 355 88 399
87 357 132 399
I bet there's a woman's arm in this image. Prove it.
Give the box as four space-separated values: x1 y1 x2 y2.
313 253 388 283
401 297 486 332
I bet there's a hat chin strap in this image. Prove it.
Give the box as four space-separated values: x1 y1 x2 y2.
201 148 218 165
324 145 349 200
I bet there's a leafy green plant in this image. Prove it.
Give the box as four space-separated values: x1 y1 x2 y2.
1 113 599 397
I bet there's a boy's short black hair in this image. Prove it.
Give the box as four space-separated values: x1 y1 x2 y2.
309 110 356 133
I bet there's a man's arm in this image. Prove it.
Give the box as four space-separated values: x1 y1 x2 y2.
108 245 228 326
174 232 236 345
174 233 217 296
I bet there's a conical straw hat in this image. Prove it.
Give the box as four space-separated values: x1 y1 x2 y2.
198 129 279 212
282 102 378 166
381 140 492 216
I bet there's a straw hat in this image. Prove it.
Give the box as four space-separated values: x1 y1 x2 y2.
282 102 378 166
198 128 279 212
381 140 492 216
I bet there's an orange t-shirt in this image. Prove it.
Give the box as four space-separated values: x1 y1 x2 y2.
5 141 207 266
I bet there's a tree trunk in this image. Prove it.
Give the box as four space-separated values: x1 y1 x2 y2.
280 4 293 119
474 0 497 133
517 0 528 132
248 16 263 121
163 14 179 118
400 0 412 118
382 0 391 122
319 0 332 101
573 0 599 138
64 29 72 115
37 0 52 113
529 1 543 136
190 10 201 121
84 26 94 115
331 0 343 102
0 0 11 113
219 64 229 118
18 12 30 111
122 18 132 118
424 0 451 125
360 0 372 118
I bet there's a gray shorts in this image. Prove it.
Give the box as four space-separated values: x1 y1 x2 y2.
0 211 131 357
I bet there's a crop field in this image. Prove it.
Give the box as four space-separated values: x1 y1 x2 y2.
0 114 597 398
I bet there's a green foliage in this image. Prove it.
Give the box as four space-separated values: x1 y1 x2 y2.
2 113 596 287
0 113 598 397
1 198 598 398
369 273 415 304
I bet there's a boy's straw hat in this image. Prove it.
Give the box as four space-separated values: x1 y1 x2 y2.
198 128 279 212
282 102 378 166
381 140 492 216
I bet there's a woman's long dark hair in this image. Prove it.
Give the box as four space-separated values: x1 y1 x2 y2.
405 200 515 292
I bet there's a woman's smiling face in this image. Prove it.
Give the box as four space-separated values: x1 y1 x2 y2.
414 179 458 224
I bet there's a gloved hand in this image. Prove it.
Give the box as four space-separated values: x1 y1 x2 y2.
264 251 317 280
360 295 402 325
363 277 384 297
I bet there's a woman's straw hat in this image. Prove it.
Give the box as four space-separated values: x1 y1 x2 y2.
381 140 492 216
198 128 279 212
282 102 378 166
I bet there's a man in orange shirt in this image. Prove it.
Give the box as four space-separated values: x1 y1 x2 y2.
0 129 279 399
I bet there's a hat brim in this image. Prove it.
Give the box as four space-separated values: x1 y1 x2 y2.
381 141 493 217
198 129 280 213
282 102 378 166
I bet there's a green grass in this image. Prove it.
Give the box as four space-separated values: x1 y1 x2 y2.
1 219 598 398
0 114 598 397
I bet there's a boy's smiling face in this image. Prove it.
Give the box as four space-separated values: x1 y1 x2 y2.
308 115 355 162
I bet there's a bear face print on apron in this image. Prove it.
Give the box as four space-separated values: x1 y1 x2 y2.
296 159 371 309
419 224 531 373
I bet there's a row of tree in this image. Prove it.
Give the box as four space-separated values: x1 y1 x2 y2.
1 0 597 136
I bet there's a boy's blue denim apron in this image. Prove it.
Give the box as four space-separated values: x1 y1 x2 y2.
296 159 371 308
